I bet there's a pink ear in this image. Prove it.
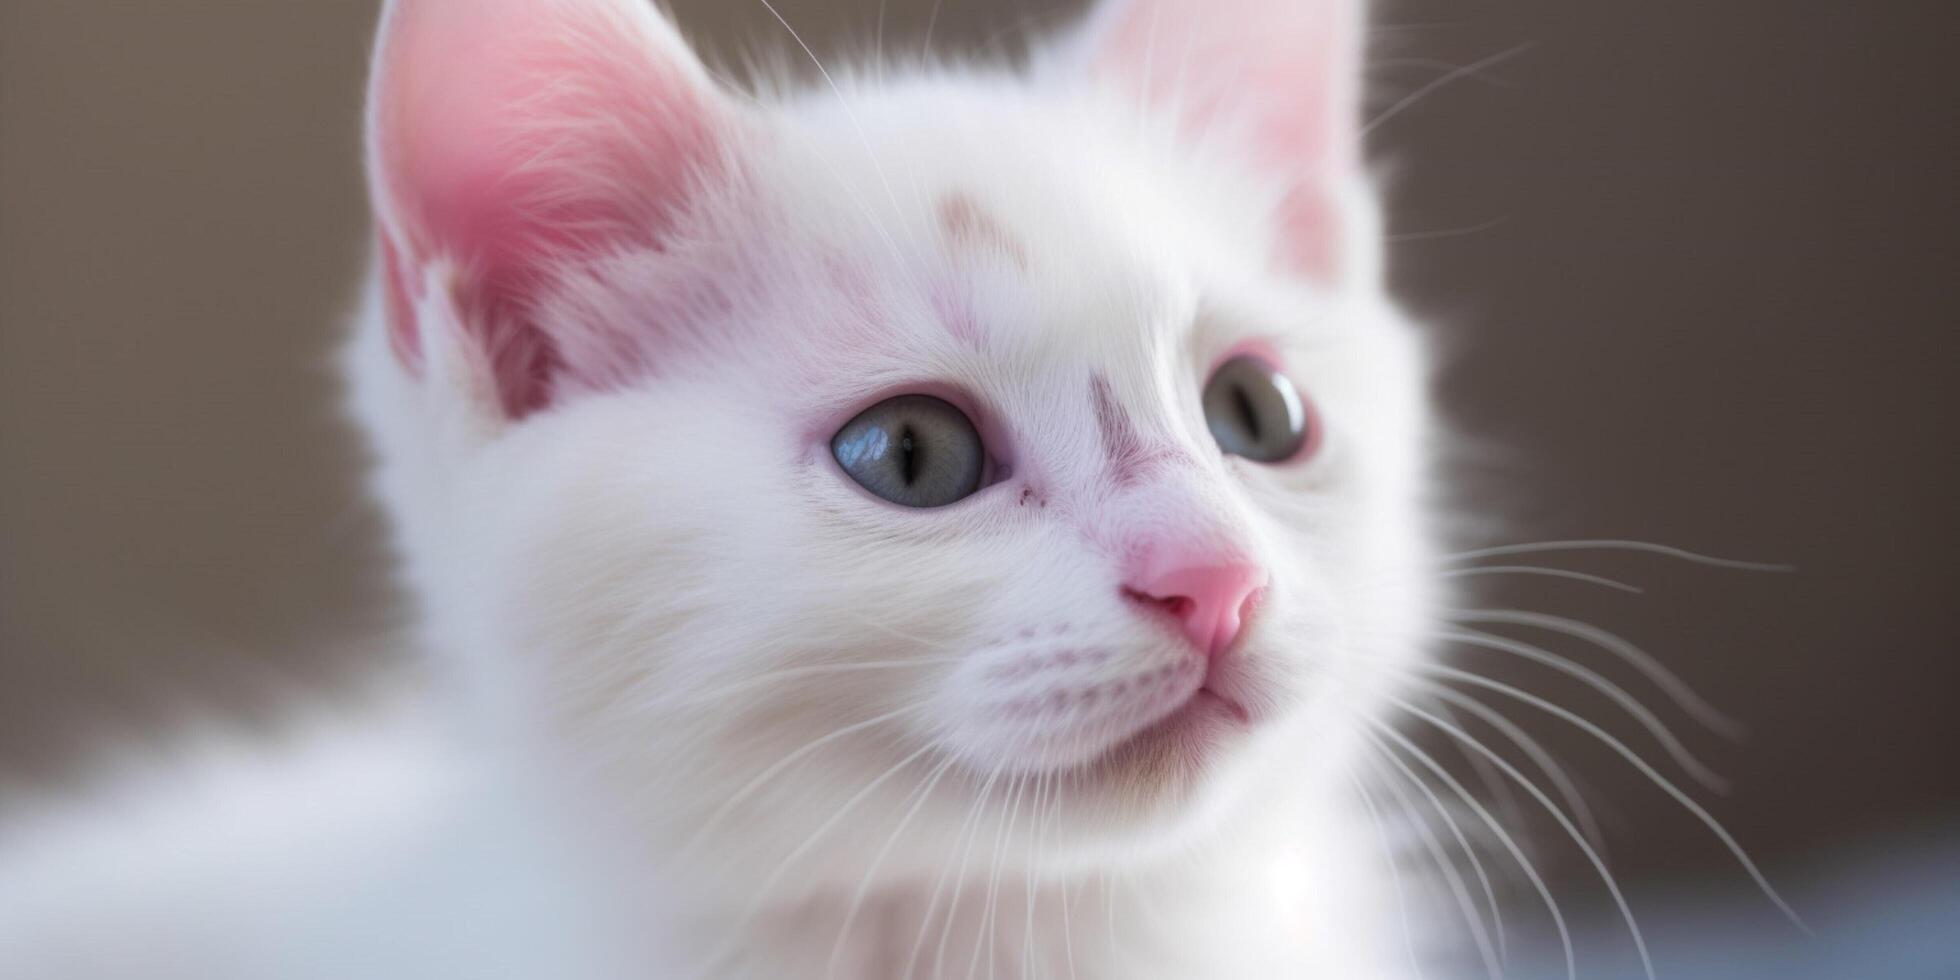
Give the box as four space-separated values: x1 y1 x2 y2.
367 0 727 417
1079 0 1361 278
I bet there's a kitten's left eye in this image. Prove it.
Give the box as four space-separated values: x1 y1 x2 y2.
1202 355 1313 463
831 394 987 507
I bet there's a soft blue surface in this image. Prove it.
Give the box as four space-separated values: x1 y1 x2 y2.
1506 839 1960 979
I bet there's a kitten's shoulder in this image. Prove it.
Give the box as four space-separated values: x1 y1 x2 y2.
0 696 610 979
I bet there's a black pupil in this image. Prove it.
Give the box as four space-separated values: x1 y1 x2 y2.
900 429 919 482
1231 384 1261 441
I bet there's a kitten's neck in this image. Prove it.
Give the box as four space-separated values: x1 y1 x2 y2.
617 798 1401 980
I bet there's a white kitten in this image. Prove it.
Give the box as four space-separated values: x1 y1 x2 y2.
0 0 1444 976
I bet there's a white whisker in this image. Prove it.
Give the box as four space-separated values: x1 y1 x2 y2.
1414 670 1810 933
690 740 936 977
754 0 923 295
921 0 945 60
1431 627 1730 792
1021 773 1054 977
1369 718 1576 980
1436 538 1794 572
646 656 962 714
1391 694 1655 980
1385 216 1514 245
1361 43 1535 139
1427 694 1531 832
679 702 919 864
1437 563 1643 593
1347 769 1429 980
829 754 957 977
1427 685 1609 856
1368 736 1505 978
908 765 1001 980
1449 608 1744 737
873 0 889 83
1057 784 1079 980
973 771 1031 980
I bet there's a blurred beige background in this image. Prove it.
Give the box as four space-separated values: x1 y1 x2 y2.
2 0 1955 920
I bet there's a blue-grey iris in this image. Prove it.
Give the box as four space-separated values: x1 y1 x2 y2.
1202 355 1310 462
832 394 985 507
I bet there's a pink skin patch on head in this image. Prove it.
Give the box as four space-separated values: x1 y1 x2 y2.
937 192 1027 268
930 193 1027 349
1090 373 1187 486
929 284 984 349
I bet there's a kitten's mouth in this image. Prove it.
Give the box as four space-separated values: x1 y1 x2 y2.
1148 684 1252 740
1088 676 1254 780
1191 686 1252 725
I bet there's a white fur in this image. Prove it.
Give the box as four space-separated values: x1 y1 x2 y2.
0 2 1442 976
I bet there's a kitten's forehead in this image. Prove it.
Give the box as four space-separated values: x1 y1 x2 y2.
741 78 1340 480
803 199 1196 464
766 83 1223 340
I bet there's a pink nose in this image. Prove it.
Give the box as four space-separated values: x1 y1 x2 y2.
1127 561 1268 658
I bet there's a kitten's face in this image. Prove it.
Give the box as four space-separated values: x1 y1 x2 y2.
357 0 1431 896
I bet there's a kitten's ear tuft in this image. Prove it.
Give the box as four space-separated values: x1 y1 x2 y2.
366 0 730 418
1067 0 1363 279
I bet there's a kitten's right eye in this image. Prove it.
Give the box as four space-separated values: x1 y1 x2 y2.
831 394 986 508
1201 355 1313 463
